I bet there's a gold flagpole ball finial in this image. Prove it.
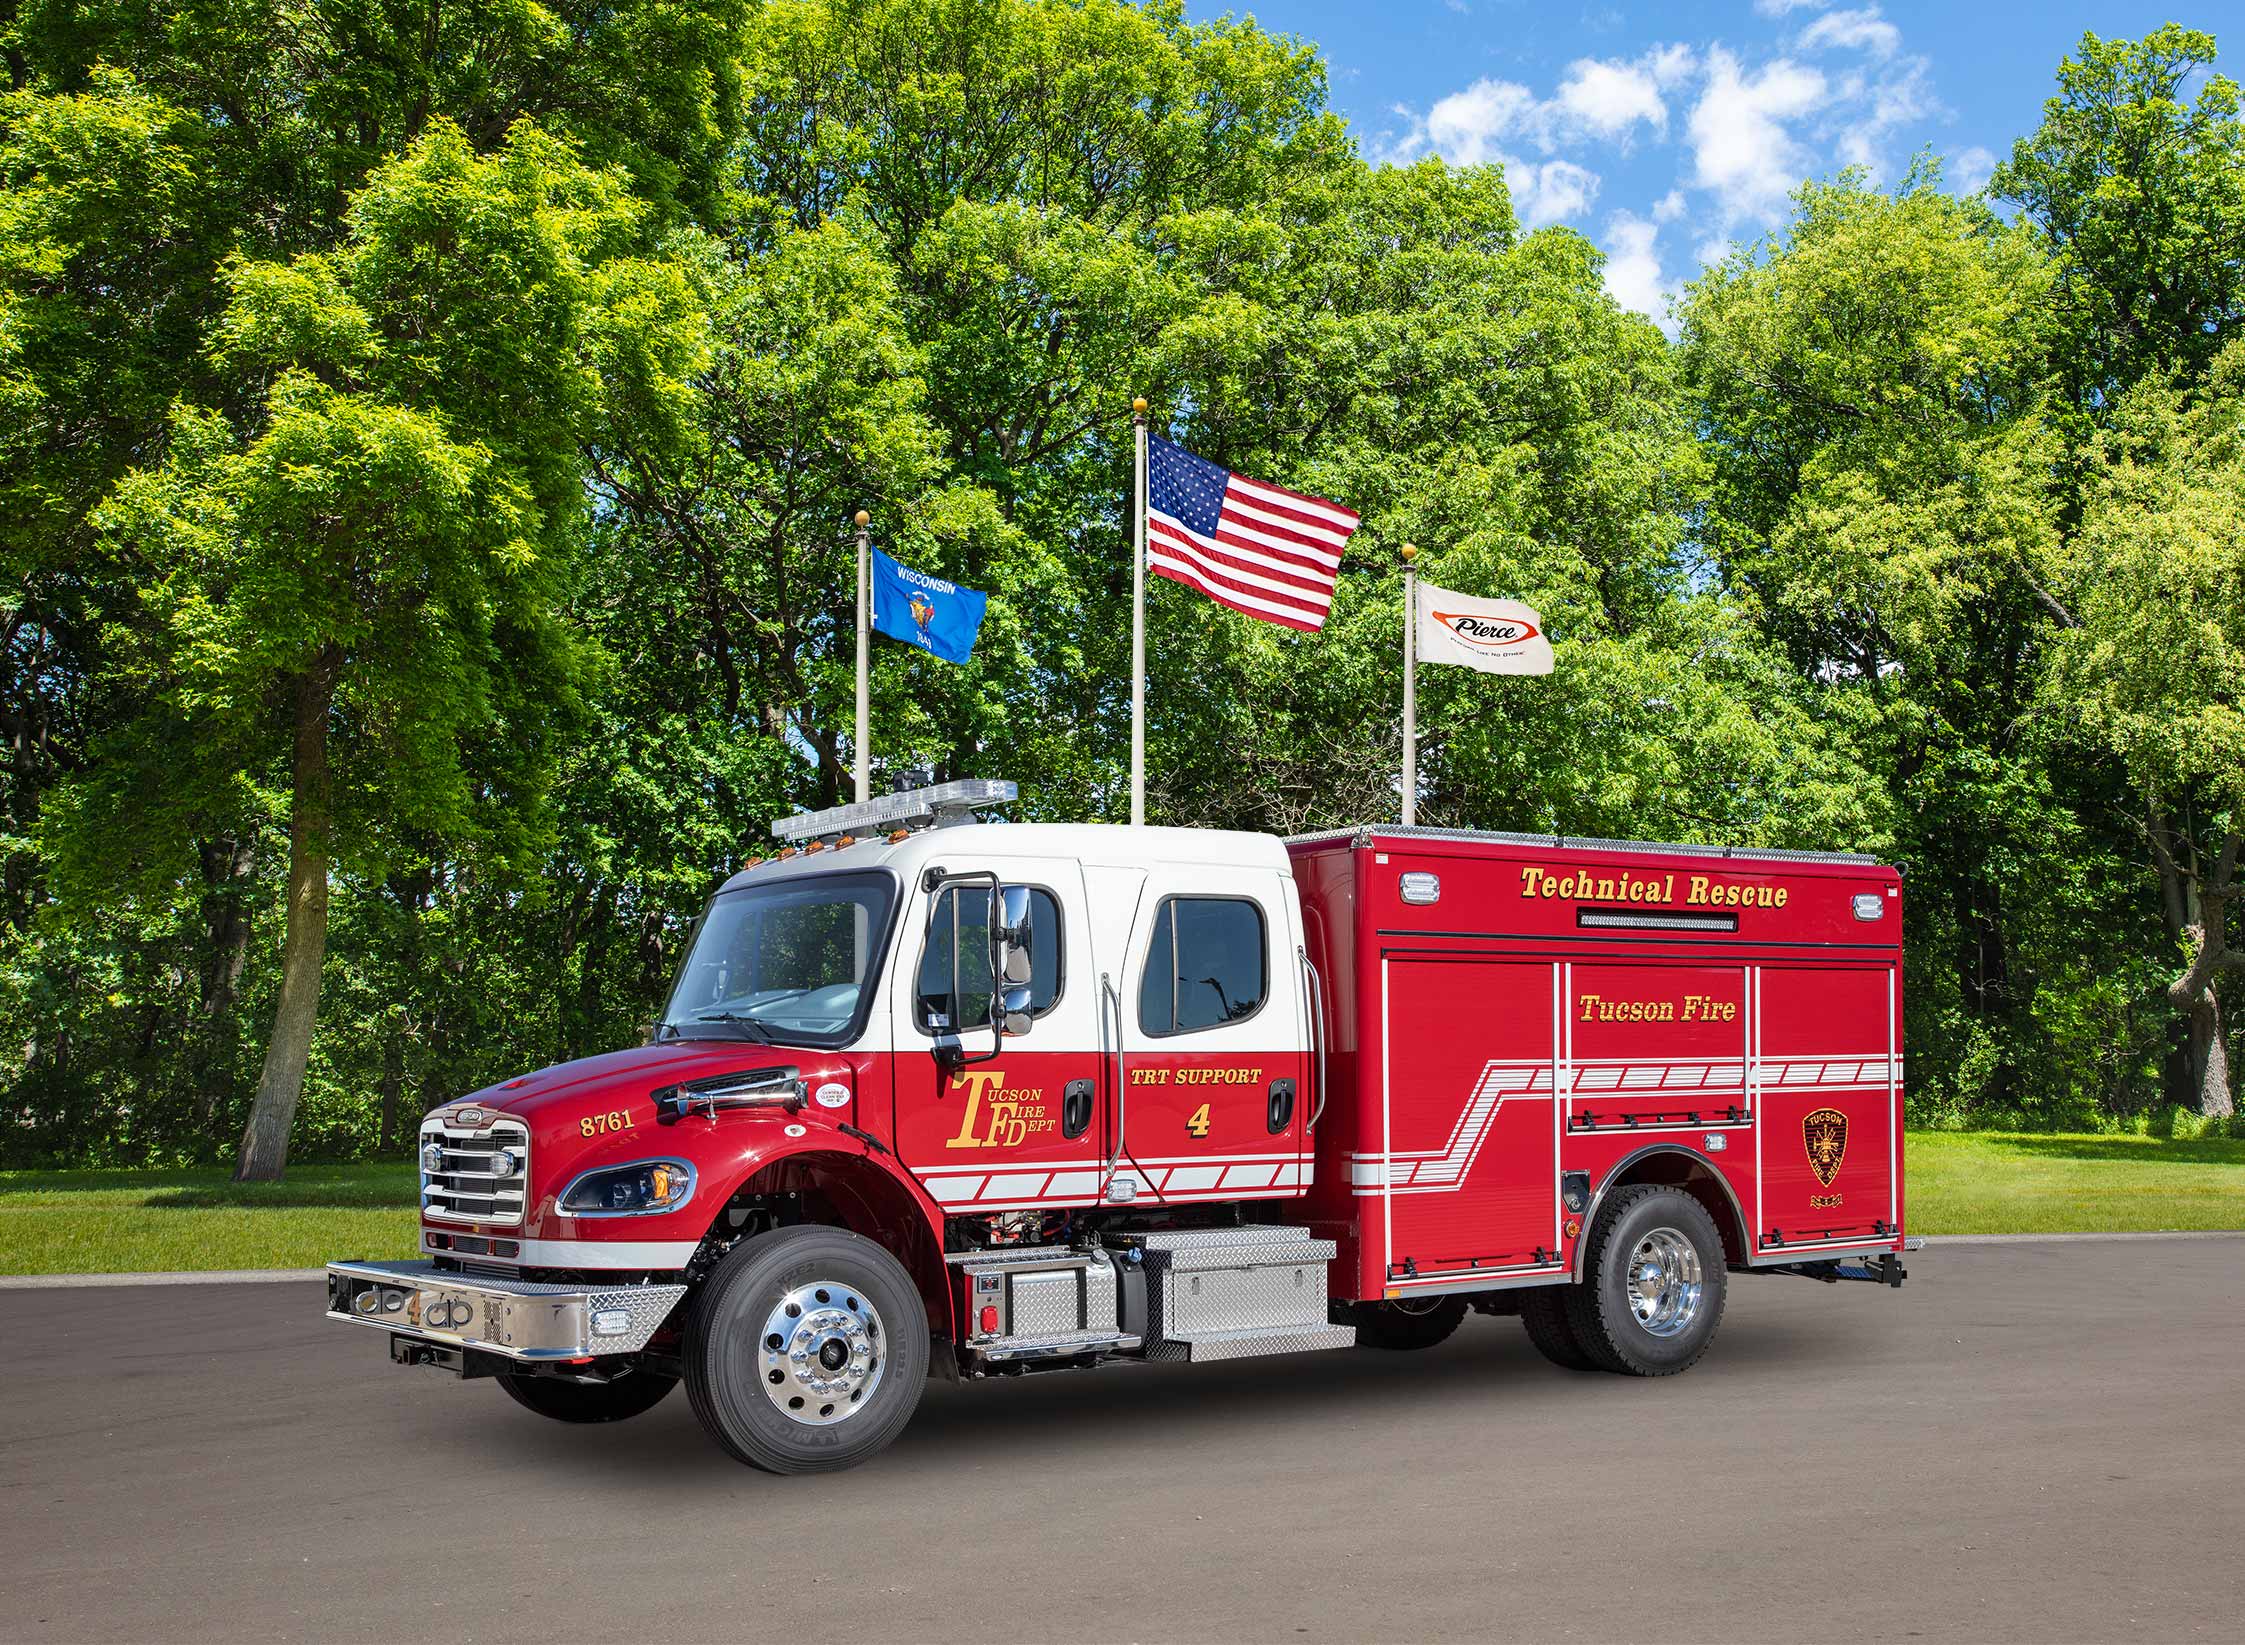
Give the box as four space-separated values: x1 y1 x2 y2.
1132 396 1148 415
854 510 869 527
1400 542 1418 564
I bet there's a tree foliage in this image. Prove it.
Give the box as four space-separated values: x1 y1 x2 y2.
1 8 2240 1166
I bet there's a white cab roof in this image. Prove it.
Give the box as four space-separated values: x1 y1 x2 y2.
715 822 1291 896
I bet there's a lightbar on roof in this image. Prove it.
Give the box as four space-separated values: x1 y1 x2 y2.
771 779 1017 844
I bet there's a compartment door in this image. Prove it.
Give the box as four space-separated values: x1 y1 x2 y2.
1752 965 1899 1253
1378 955 1559 1285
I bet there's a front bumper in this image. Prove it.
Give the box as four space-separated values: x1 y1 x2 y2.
326 1260 687 1362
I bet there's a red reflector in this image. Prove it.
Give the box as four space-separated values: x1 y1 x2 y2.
978 1305 999 1335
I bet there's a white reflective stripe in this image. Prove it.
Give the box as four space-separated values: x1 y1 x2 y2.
981 1172 1051 1199
1218 1161 1279 1190
1162 1165 1225 1192
926 1176 986 1204
512 1237 700 1267
1043 1170 1100 1197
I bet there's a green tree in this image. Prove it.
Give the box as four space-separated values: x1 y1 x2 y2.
1993 25 2245 409
1678 173 2155 1120
61 122 703 1177
2039 338 2245 1116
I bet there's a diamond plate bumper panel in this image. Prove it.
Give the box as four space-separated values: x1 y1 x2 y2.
1143 1323 1358 1362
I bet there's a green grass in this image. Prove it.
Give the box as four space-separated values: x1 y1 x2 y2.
0 1161 418 1275
1 1132 2240 1275
1905 1130 2245 1234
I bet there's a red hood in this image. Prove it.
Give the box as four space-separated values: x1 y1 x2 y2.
455 1041 791 1121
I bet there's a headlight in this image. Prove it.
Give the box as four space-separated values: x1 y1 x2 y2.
490 1147 520 1178
419 1141 445 1173
559 1160 695 1217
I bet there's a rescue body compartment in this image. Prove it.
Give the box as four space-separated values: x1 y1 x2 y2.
1287 828 1905 1304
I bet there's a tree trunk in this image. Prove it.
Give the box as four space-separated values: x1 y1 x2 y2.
234 663 337 1182
2192 990 2233 1120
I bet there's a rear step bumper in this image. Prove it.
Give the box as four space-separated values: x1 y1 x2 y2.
326 1259 686 1361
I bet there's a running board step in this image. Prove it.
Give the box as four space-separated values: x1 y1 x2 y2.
974 1327 1142 1363
1144 1322 1357 1363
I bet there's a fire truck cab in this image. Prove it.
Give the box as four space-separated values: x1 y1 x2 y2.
328 780 1909 1474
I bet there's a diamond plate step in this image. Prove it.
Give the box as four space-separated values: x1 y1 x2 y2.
971 1327 1142 1363
1145 1322 1357 1363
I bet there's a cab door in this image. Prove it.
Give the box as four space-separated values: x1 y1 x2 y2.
890 863 1106 1215
1109 864 1310 1205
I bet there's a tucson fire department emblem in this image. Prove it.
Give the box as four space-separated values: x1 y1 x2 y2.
1802 1107 1849 1187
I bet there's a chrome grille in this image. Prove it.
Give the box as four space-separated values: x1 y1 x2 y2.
421 1117 530 1225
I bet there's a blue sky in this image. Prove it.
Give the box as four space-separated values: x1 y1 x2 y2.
1186 2 2214 326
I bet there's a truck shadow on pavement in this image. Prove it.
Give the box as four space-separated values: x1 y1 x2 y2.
479 1311 1836 1490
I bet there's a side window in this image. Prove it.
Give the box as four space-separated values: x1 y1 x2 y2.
1138 896 1268 1036
915 886 1063 1032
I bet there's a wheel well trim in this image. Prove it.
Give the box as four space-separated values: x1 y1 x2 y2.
1571 1143 1750 1282
695 1135 954 1336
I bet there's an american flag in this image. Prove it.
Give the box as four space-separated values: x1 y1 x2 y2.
1146 435 1359 632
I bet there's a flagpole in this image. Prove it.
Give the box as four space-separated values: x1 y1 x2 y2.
1400 542 1418 827
854 509 871 804
1130 395 1149 827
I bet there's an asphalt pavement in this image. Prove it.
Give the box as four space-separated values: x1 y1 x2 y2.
2 1237 2240 1643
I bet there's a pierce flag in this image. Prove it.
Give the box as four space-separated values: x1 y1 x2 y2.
869 546 987 666
1415 582 1554 675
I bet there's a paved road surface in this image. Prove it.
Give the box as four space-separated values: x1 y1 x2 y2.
3 1238 2239 1643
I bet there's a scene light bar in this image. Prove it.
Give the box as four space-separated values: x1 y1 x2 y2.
772 779 1017 844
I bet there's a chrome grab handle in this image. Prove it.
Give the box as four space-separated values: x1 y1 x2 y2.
1100 973 1127 1193
1302 949 1329 1134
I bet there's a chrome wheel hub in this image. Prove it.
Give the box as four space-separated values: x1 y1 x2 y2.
1625 1227 1703 1339
758 1281 885 1426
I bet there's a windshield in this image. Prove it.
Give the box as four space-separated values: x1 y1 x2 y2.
660 871 897 1046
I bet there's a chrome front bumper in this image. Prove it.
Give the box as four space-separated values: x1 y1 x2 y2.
326 1259 688 1362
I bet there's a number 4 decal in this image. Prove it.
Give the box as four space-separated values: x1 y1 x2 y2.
1186 1102 1211 1138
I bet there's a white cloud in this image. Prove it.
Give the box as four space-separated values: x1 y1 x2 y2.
1754 0 1828 15
1512 159 1601 226
1951 145 1997 195
1555 58 1669 141
1601 212 1672 329
1413 77 1542 166
1687 49 1829 228
1798 7 1901 60
1651 188 1688 223
1833 55 1936 176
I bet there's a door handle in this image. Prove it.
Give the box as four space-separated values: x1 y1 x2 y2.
1267 1077 1296 1135
1062 1078 1093 1140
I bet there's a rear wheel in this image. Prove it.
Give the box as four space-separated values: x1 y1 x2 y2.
1563 1185 1727 1376
1346 1295 1467 1351
684 1225 929 1474
1518 1286 1600 1371
496 1368 677 1424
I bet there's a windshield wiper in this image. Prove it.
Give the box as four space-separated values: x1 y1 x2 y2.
690 1011 774 1043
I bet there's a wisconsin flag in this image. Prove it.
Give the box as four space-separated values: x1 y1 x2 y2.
1416 582 1554 675
870 547 988 665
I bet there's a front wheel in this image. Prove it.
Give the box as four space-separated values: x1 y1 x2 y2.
684 1225 929 1474
496 1368 677 1424
1563 1185 1727 1376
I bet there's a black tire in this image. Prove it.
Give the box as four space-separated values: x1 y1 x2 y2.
1562 1185 1727 1376
496 1368 677 1424
1346 1295 1467 1350
1518 1286 1600 1371
684 1225 929 1474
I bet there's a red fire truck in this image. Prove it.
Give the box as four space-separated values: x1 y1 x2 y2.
328 779 1910 1473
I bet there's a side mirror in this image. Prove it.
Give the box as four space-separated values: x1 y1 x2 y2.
992 885 1035 1037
